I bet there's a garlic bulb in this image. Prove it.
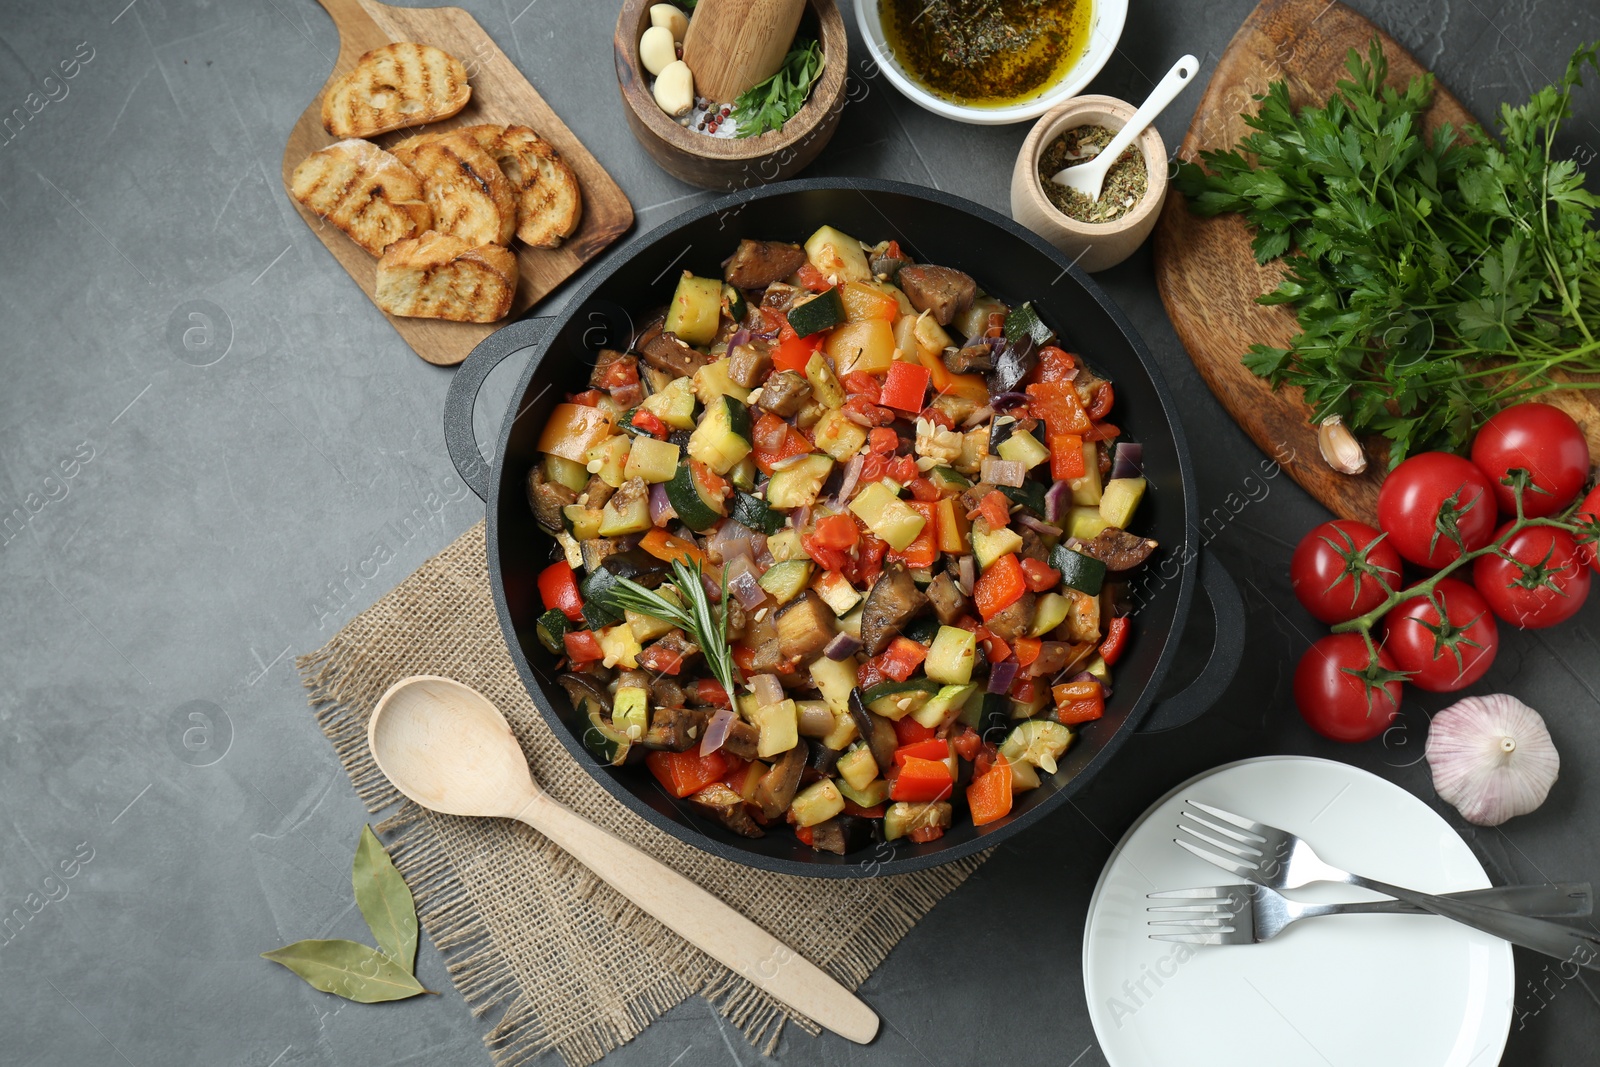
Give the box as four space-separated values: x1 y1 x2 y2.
1425 694 1559 826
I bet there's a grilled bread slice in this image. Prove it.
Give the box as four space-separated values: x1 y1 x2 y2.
375 231 518 323
321 43 471 138
391 124 582 248
392 132 517 247
289 139 431 256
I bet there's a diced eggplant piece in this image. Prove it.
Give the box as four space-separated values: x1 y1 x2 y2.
617 668 653 692
579 536 627 574
986 337 1037 395
744 609 781 672
1017 525 1051 564
869 248 909 281
802 737 842 783
754 744 807 820
636 322 709 378
527 468 576 532
688 782 765 838
847 688 900 773
651 675 687 708
721 718 760 761
1074 528 1159 571
600 545 668 586
761 282 799 312
643 704 710 751
925 570 971 626
756 370 811 417
776 591 836 662
557 672 610 711
985 590 1036 644
723 239 807 290
1064 588 1101 644
808 815 877 855
647 630 702 678
580 473 615 510
959 482 998 518
944 343 993 374
727 340 773 388
859 563 929 656
898 264 977 327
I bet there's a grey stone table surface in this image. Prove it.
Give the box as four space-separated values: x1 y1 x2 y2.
3 0 1598 1064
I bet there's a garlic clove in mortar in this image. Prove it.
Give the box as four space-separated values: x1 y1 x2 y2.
650 3 690 42
1425 693 1559 826
653 60 695 118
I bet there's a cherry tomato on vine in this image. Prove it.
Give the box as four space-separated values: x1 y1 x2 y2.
1472 523 1591 629
1574 485 1600 575
1470 403 1590 519
1381 578 1499 693
1290 520 1403 623
1376 453 1497 569
1293 633 1405 742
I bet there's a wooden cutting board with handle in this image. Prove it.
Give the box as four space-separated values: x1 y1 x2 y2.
282 0 634 366
1153 0 1600 525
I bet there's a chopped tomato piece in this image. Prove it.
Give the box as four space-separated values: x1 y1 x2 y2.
908 477 942 503
978 628 1011 663
596 357 639 392
1027 379 1093 436
1085 421 1120 442
752 413 812 474
1037 346 1077 383
893 715 938 746
973 553 1026 620
1053 680 1105 725
631 408 668 439
691 678 732 709
843 396 896 426
843 371 882 401
1087 381 1115 420
881 360 931 413
569 388 604 407
538 561 585 622
814 513 860 550
966 754 1014 827
849 530 889 586
969 490 1011 530
640 528 704 566
1013 636 1042 667
867 427 899 454
880 637 929 682
1049 433 1086 480
563 630 604 663
795 824 816 846
797 263 833 292
907 824 946 843
893 738 949 765
731 643 759 675
647 749 732 798
1099 616 1131 665
1009 674 1037 702
638 643 685 675
887 454 920 483
889 757 953 802
887 500 938 569
859 452 888 484
1020 557 1061 593
952 727 983 762
802 532 850 574
918 405 955 430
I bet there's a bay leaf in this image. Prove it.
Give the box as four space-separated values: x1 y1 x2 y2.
352 825 418 973
260 939 430 1003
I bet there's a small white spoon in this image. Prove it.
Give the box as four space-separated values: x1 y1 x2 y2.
1051 54 1200 201
367 675 879 1045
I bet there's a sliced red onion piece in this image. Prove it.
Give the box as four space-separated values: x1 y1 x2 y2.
981 457 1026 487
957 554 976 596
831 454 863 508
789 504 812 532
708 519 754 562
987 659 1019 694
990 391 1030 411
1110 442 1144 480
1017 514 1063 538
1045 480 1072 524
701 570 723 602
962 404 994 429
649 481 677 526
750 673 784 707
699 707 736 756
823 632 861 660
726 557 767 611
728 328 752 350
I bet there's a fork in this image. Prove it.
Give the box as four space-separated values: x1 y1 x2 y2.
1176 800 1600 969
1147 881 1594 945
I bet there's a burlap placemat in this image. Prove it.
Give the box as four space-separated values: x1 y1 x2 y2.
299 520 988 1067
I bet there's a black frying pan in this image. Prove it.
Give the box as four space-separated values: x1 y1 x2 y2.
442 178 1242 877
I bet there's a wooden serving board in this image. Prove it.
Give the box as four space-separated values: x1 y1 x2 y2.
282 0 634 366
1152 0 1600 524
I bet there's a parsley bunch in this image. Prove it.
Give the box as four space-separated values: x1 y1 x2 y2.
733 39 824 138
1175 39 1600 465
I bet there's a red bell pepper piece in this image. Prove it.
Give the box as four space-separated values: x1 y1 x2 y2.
1026 379 1093 436
569 388 604 407
690 678 732 709
637 643 685 675
1013 636 1041 668
907 477 942 503
795 824 816 846
813 513 859 550
913 346 988 404
563 630 604 663
1037 345 1077 383
880 360 931 413
639 528 704 565
907 824 946 843
797 264 833 293
887 500 938 569
1052 680 1104 725
893 738 949 765
538 561 585 622
1049 433 1086 480
892 715 938 746
802 532 850 574
973 553 1026 621
888 757 953 802
966 754 1014 827
1009 674 1037 703
647 749 731 798
1099 616 1131 665
1020 557 1061 593
1085 421 1120 442
968 490 1011 530
879 637 929 682
867 427 899 454
630 408 668 439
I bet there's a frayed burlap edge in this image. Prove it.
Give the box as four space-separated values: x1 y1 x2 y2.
298 520 989 1066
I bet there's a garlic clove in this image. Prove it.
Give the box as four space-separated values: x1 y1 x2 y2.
653 60 695 118
650 3 690 43
640 25 678 77
1425 693 1559 826
1317 414 1368 475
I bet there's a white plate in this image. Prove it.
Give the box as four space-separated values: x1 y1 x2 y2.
1083 756 1513 1067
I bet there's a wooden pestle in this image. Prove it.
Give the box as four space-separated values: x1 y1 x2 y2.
681 0 807 103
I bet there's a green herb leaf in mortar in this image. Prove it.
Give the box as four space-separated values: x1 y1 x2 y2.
733 39 824 138
1174 39 1600 465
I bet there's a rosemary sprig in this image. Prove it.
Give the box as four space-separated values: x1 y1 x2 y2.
603 559 736 699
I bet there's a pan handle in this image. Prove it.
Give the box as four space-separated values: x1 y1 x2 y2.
1139 551 1244 733
443 317 559 502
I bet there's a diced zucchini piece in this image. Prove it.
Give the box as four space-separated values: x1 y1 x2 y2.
1085 654 1111 686
553 530 584 570
534 608 569 654
805 351 846 408
721 283 747 323
972 522 1024 570
808 655 858 718
665 460 727 531
599 480 652 536
790 778 846 827
625 608 675 644
596 623 642 669
1008 758 1042 793
812 408 868 462
758 559 814 605
562 504 604 542
928 466 971 492
1068 505 1111 541
766 527 805 561
812 569 863 616
1050 543 1108 596
729 490 781 533
1031 592 1071 637
584 434 631 489
836 775 889 808
1100 477 1146 529
692 358 752 404
804 225 872 283
1070 440 1102 505
999 720 1073 775
997 429 1050 470
911 683 978 729
623 436 680 484
821 706 859 750
836 744 879 792
755 699 799 758
848 481 926 551
664 272 723 346
612 685 650 741
826 319 897 377
787 287 846 337
544 454 590 493
837 604 863 639
884 801 952 842
891 310 954 361
1009 688 1051 719
1001 480 1048 517
839 280 900 322
954 295 1007 339
1003 300 1053 346
638 376 696 430
925 626 977 685
728 456 758 491
865 679 937 720
687 395 753 475
766 453 834 509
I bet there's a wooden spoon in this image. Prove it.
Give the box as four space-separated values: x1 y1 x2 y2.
367 675 880 1044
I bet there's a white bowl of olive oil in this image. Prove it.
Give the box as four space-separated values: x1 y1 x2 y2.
857 0 1127 125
